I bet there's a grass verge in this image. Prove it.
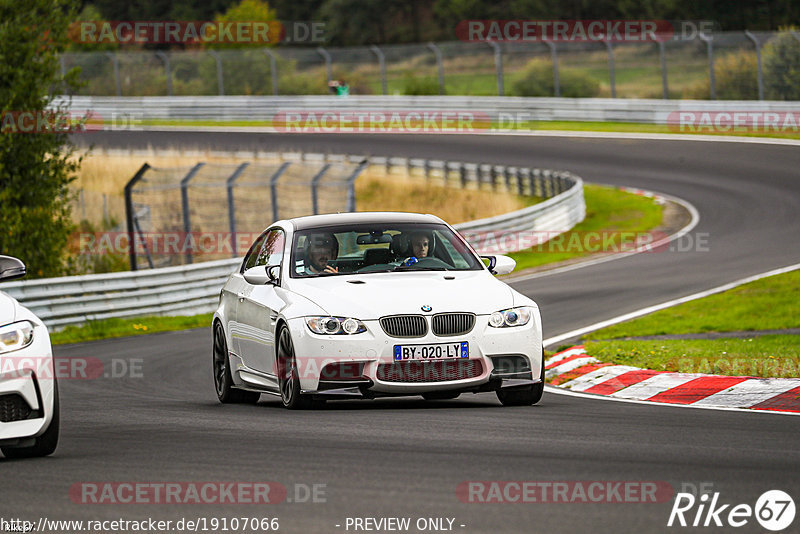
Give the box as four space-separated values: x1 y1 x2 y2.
579 270 800 378
50 314 212 345
507 184 663 271
136 118 800 140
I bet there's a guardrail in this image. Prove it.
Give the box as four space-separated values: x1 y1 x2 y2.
60 95 800 126
3 154 584 330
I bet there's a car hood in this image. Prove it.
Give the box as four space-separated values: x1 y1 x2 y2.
288 271 516 319
0 291 19 325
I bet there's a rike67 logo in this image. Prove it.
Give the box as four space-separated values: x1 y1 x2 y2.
668 489 795 531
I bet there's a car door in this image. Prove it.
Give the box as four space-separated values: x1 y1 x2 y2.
236 228 287 380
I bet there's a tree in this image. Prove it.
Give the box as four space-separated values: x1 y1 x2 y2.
0 0 83 277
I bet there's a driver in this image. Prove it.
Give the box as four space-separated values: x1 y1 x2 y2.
408 231 431 259
304 233 339 275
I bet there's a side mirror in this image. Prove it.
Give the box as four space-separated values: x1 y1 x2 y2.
0 255 26 282
243 265 280 285
482 255 516 275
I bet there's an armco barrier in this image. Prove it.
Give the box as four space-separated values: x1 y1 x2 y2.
58 95 800 126
3 155 584 330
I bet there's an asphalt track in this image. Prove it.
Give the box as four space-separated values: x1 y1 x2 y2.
3 132 799 534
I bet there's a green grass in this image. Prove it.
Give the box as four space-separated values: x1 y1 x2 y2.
585 270 800 339
507 184 663 271
136 118 800 140
50 314 212 345
579 269 800 378
585 337 800 379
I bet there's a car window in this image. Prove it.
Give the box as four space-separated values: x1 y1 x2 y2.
291 223 482 278
242 229 285 272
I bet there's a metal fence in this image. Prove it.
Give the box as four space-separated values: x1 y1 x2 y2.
60 31 800 100
124 154 367 270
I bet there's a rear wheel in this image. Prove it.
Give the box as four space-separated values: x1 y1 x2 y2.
2 377 60 458
496 348 545 407
213 322 260 404
277 327 314 410
422 391 461 401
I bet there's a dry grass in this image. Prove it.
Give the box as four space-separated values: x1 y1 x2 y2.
72 151 535 228
355 167 531 224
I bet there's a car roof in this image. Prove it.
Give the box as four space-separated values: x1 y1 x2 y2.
289 212 445 231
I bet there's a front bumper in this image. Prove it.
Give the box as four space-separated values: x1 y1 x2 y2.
0 324 56 442
288 314 542 398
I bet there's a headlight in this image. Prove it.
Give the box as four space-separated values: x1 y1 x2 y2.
305 316 367 335
0 321 35 353
489 307 531 328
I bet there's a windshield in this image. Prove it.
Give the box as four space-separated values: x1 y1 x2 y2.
290 223 483 278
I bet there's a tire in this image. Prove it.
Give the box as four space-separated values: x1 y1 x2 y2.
496 348 545 407
2 376 60 458
422 391 461 400
213 322 260 404
276 326 315 410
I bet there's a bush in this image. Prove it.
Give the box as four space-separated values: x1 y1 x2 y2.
511 58 600 98
0 0 82 278
686 50 758 100
763 31 800 100
402 75 441 95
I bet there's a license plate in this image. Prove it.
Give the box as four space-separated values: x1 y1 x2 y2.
393 342 468 361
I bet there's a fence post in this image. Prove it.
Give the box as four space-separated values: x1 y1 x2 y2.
208 50 224 95
744 30 764 101
603 40 616 98
105 52 122 96
317 47 332 88
658 40 669 99
124 163 151 271
263 49 279 95
370 45 387 95
346 160 368 212
270 162 291 222
487 42 504 96
310 163 332 215
427 43 445 95
543 41 560 97
226 163 249 258
155 51 172 96
698 33 715 99
180 163 205 265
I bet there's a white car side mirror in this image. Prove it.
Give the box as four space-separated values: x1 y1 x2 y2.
482 255 516 275
0 255 26 282
243 265 280 285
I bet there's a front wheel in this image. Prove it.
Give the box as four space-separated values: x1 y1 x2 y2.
2 377 60 458
496 348 545 407
276 327 314 410
213 322 260 404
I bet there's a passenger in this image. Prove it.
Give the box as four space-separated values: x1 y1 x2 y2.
304 233 339 275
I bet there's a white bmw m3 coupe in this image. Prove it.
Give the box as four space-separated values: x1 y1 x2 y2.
0 255 59 457
213 212 544 409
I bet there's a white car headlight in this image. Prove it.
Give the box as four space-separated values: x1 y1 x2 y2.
305 316 367 335
0 321 35 353
489 307 532 328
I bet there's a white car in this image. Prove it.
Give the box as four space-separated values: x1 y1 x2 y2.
0 255 59 457
213 212 544 409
